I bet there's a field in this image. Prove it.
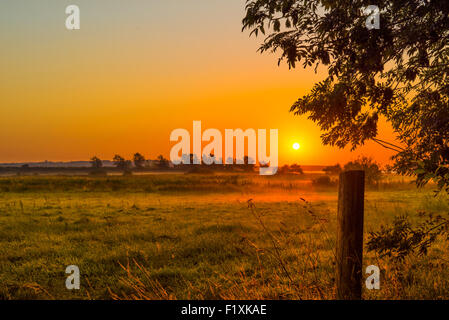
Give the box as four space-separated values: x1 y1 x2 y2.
0 173 448 300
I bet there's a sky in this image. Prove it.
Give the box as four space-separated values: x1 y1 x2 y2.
0 0 397 165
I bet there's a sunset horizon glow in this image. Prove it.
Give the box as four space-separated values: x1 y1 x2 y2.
0 1 398 166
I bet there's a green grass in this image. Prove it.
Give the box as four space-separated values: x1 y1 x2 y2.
0 174 448 300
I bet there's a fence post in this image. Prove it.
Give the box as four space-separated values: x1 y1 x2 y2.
336 170 365 300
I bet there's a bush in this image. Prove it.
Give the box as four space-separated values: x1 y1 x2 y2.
322 164 342 175
344 156 382 186
277 164 304 175
312 175 336 187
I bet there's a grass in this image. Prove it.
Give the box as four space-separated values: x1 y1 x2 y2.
0 173 448 300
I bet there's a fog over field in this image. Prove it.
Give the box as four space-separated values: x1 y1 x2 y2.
0 173 447 300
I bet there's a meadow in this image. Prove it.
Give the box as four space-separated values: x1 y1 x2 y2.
0 173 448 300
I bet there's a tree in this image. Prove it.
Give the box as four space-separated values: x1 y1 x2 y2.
277 164 303 174
243 0 449 191
157 155 169 168
344 156 382 185
244 155 256 172
323 164 342 175
278 164 291 174
90 156 103 169
289 163 304 174
113 155 129 170
133 153 146 169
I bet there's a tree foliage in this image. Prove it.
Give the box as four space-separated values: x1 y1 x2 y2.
278 163 304 174
90 156 103 169
323 163 342 175
113 155 130 171
344 156 382 185
243 0 449 190
157 155 169 168
367 212 449 261
133 153 146 169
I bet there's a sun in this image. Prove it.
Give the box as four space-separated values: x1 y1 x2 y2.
293 142 300 150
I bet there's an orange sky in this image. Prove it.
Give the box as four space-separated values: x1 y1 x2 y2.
0 0 397 165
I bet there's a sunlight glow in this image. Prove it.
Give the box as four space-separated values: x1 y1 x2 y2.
293 143 300 150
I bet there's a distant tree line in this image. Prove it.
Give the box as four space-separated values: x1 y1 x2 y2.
174 154 257 173
89 153 269 175
89 153 381 182
278 164 304 175
89 153 171 175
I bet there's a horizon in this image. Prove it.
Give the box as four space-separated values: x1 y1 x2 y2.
0 159 338 168
0 157 382 168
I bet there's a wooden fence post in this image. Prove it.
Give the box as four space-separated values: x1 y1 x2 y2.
336 170 365 300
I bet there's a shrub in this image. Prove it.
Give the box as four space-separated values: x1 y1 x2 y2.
344 156 382 186
312 175 336 187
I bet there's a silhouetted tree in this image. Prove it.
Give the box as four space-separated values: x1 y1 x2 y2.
188 153 200 165
243 156 255 172
113 155 130 171
323 164 342 175
312 175 336 187
243 0 449 191
133 153 146 169
157 155 169 168
278 165 290 174
90 156 103 169
279 164 303 174
289 163 304 174
344 156 382 185
259 162 269 169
